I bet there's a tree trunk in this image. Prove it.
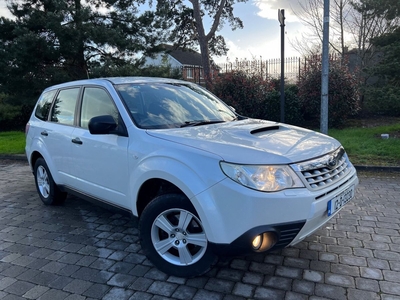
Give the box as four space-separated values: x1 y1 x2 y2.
198 36 212 88
190 0 212 88
72 0 88 79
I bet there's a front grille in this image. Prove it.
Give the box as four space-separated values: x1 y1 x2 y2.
292 147 352 190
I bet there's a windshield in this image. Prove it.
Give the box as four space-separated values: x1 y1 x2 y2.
115 82 237 129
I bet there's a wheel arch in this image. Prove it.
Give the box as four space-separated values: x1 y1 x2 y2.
136 178 184 218
28 144 61 184
132 156 225 241
29 151 43 171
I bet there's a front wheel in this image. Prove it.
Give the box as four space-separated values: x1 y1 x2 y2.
33 158 67 205
139 193 217 277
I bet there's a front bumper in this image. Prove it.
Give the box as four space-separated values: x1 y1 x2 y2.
193 168 359 256
209 220 306 256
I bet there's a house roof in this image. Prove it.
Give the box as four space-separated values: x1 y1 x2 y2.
163 45 203 67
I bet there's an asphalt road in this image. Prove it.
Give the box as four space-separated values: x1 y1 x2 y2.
0 159 399 300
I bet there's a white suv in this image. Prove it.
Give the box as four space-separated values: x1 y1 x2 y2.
25 77 358 277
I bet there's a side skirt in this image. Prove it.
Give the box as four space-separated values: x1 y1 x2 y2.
60 186 138 221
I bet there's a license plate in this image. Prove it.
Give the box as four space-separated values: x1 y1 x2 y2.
327 185 355 216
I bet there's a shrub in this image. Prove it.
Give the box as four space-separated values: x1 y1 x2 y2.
0 94 33 130
363 27 400 117
297 57 360 128
0 103 19 124
212 71 304 125
0 103 33 130
212 71 272 119
363 86 400 116
263 84 304 126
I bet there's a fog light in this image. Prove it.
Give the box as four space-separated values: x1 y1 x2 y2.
252 235 263 250
252 232 277 252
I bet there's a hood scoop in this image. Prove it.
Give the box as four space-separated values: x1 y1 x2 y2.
250 125 280 135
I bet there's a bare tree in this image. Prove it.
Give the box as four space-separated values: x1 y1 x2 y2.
346 0 399 71
290 0 351 57
332 0 351 56
291 0 399 58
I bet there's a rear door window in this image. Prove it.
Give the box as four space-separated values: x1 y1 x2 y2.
50 88 80 126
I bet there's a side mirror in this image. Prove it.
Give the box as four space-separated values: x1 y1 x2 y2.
88 115 117 135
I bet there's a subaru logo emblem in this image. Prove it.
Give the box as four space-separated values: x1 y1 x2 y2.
327 157 338 168
326 148 344 169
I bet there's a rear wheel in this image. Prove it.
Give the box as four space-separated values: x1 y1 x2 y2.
139 193 217 277
34 158 67 205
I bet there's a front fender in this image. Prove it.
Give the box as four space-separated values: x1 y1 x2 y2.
129 152 225 236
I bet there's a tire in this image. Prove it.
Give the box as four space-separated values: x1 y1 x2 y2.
139 193 217 277
33 158 67 205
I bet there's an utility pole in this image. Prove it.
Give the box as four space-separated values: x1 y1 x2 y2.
278 9 285 123
321 0 330 134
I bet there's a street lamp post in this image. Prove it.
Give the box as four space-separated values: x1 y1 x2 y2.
321 0 330 134
278 9 285 123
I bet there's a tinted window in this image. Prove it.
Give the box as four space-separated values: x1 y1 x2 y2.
80 87 118 129
35 90 57 121
51 88 80 125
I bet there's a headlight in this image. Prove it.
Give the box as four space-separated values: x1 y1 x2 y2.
220 162 304 192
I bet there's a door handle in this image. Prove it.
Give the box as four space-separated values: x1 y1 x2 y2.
71 138 83 145
41 131 48 136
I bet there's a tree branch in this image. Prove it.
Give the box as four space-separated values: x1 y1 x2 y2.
206 0 227 41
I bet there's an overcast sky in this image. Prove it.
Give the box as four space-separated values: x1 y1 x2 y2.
0 0 308 63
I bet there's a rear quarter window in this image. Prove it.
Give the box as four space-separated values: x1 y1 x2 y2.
34 90 57 121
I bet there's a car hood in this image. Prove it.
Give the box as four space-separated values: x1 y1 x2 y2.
146 119 341 164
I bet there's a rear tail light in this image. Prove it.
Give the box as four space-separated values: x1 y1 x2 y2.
25 122 30 135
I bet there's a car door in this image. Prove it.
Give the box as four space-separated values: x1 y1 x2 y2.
68 86 130 208
42 87 80 184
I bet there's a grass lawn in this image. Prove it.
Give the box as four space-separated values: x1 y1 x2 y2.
0 130 25 154
1 121 400 166
329 123 400 166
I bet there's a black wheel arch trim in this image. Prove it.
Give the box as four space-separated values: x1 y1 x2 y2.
209 220 306 256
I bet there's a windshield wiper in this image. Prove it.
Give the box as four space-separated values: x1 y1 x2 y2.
180 120 225 127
